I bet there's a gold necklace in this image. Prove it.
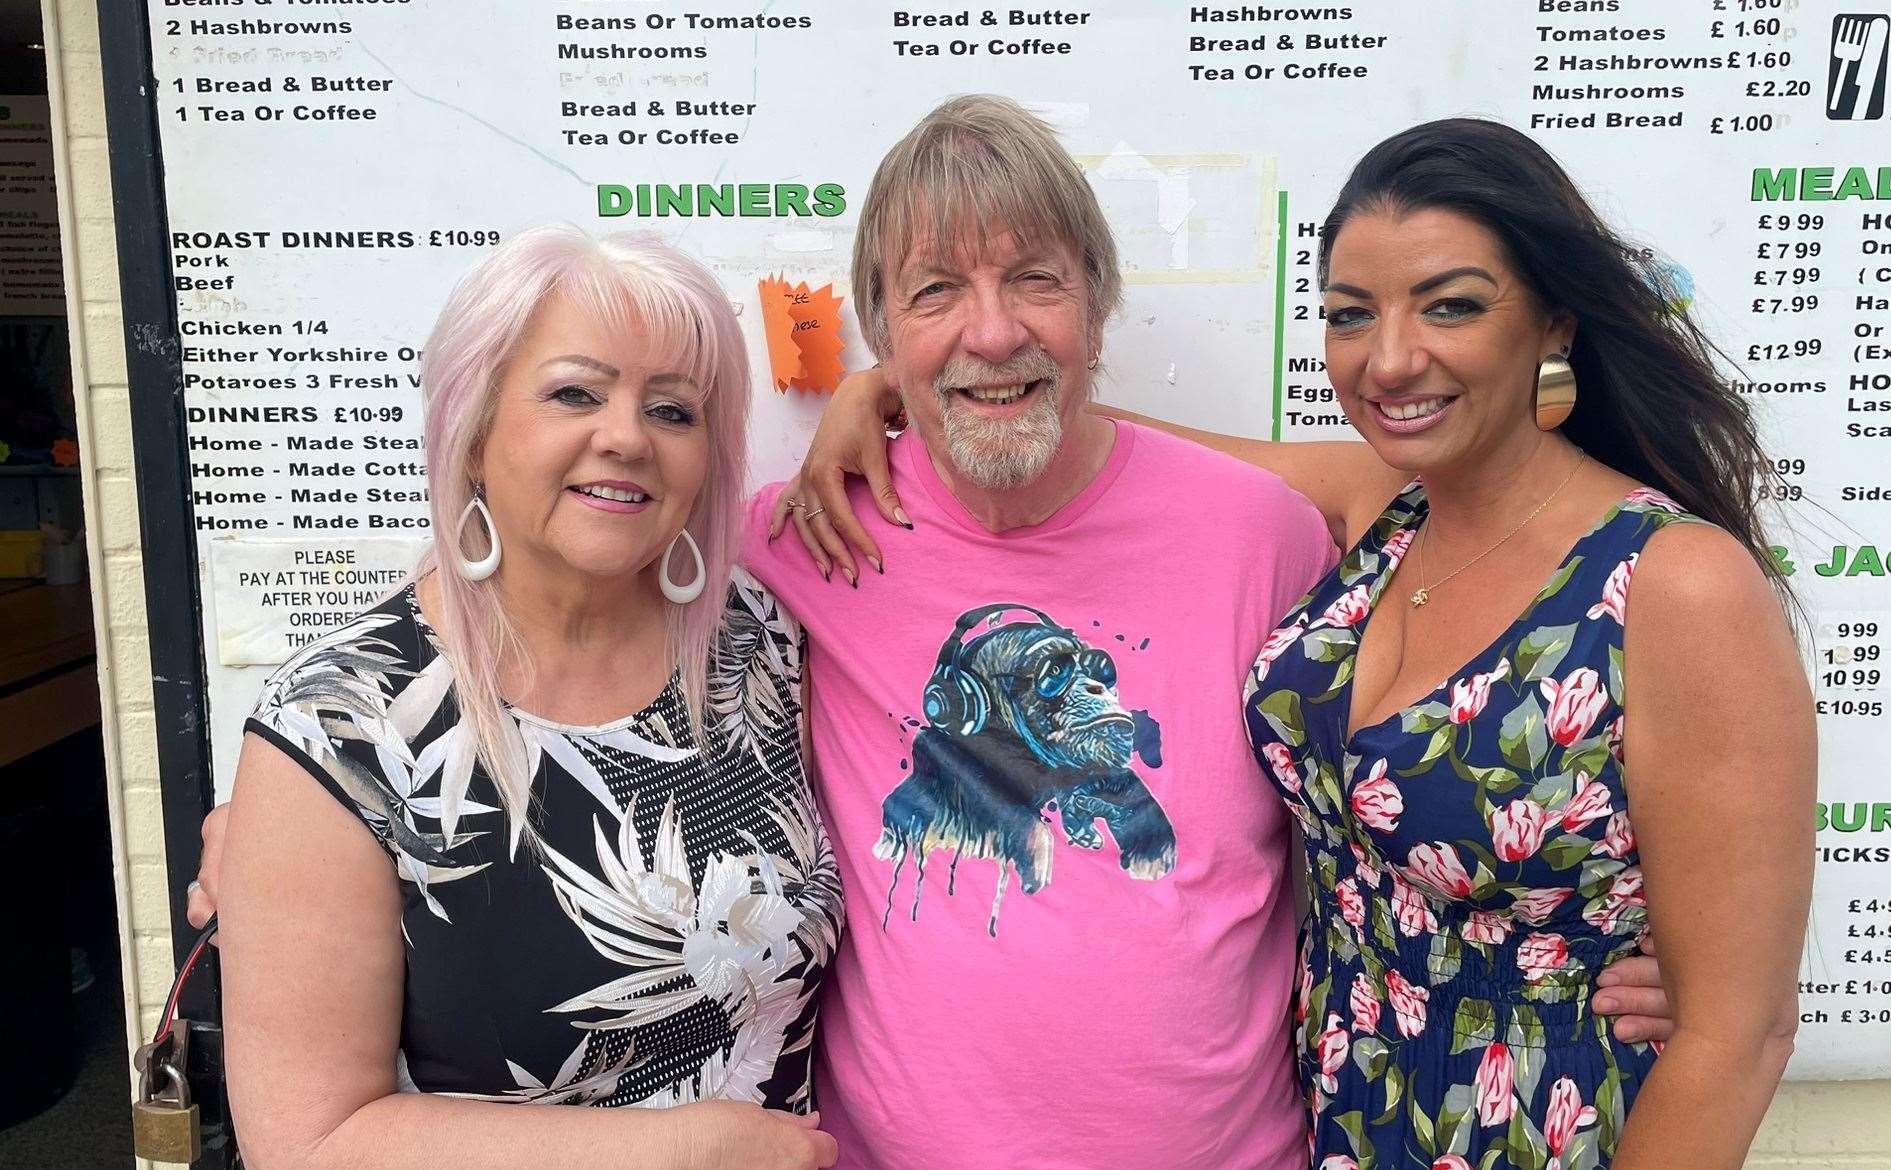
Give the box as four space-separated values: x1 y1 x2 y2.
1410 452 1587 608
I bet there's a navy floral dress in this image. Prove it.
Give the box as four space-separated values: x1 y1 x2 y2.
1244 482 1696 1170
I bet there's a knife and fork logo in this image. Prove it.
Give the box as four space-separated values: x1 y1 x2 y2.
1830 14 1888 121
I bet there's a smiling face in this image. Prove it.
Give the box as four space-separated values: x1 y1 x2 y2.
882 228 1093 490
475 292 708 589
1322 205 1574 475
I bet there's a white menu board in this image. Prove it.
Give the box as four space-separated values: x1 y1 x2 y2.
131 0 1890 1078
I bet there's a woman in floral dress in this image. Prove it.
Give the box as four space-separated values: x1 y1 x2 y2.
1250 484 1732 1169
1232 123 1812 1169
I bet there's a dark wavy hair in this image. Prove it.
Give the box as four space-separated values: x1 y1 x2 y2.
1319 117 1788 594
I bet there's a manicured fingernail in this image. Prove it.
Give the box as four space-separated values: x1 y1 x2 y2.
894 507 913 528
820 564 831 581
868 556 884 574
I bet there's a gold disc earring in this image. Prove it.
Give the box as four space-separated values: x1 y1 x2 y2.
1534 351 1578 431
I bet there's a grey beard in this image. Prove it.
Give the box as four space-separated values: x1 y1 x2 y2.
934 356 1064 490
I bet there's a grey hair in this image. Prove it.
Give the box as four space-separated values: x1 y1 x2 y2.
851 94 1123 360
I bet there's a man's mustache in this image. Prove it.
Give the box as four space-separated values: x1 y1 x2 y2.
933 349 1061 397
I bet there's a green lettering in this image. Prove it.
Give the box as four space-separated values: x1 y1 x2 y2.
1801 167 1835 200
1872 804 1891 833
1831 802 1867 832
1853 545 1885 576
596 184 632 218
774 183 811 217
655 185 692 217
1752 167 1794 201
812 182 847 218
1835 167 1875 200
599 179 845 219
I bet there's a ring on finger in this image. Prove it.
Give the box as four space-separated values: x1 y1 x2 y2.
804 508 827 521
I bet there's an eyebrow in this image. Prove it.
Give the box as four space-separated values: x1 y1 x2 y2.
540 354 620 378
1324 266 1500 299
1411 266 1497 294
539 357 698 396
897 247 968 286
897 244 1064 288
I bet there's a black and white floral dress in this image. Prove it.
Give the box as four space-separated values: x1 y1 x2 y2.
246 570 843 1110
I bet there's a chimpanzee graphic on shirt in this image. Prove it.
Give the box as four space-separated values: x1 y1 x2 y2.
873 604 1177 936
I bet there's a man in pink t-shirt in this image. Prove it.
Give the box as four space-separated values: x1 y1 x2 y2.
747 428 1329 1169
744 95 1334 1170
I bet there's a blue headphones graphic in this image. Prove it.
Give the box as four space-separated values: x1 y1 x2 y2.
922 604 1115 737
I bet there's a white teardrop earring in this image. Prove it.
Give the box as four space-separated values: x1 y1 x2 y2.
455 492 502 581
660 528 706 604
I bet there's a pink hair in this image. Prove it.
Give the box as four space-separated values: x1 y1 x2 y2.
414 225 749 851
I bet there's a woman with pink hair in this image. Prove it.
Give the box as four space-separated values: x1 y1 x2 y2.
214 226 842 1170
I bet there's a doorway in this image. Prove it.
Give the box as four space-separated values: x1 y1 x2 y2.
0 1 134 1165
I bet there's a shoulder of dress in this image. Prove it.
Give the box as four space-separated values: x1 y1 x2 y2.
256 585 427 690
728 565 794 624
248 596 436 764
1615 486 1706 527
260 599 419 688
722 568 804 663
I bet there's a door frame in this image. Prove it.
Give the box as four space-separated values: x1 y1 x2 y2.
96 2 233 1164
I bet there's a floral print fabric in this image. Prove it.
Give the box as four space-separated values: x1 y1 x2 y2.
246 571 842 1110
1244 483 1694 1170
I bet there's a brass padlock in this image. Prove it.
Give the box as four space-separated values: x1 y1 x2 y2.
132 1059 203 1164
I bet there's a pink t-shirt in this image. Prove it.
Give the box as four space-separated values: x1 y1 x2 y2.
743 421 1334 1170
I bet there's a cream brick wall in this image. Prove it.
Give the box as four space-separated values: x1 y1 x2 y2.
37 0 1891 1166
44 2 172 1167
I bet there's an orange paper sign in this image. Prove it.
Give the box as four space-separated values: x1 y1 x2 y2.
757 275 846 393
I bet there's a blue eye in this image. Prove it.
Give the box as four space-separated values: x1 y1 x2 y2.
552 384 599 405
1326 306 1371 330
647 401 697 426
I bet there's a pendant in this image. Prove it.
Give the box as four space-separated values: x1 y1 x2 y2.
1410 589 1430 607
